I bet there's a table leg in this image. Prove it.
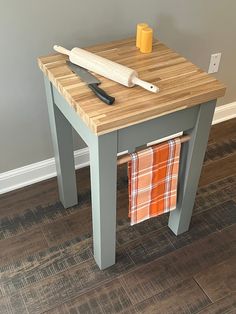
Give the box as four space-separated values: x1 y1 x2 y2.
168 100 216 235
44 78 78 208
90 132 117 269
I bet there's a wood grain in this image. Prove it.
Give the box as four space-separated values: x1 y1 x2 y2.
200 200 236 231
44 279 132 314
0 166 91 219
0 228 48 266
120 226 236 305
41 210 92 246
0 295 27 314
194 256 236 302
38 38 226 135
169 200 236 249
134 279 211 314
209 118 236 144
123 226 175 265
197 293 236 314
0 237 93 296
204 139 236 165
194 175 236 215
199 153 236 186
11 249 133 313
166 213 218 249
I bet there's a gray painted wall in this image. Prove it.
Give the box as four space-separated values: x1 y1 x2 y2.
0 0 235 172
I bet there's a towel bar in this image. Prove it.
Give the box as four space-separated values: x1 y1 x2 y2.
117 134 191 165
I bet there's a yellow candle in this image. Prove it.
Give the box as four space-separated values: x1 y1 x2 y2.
136 23 148 48
140 27 153 53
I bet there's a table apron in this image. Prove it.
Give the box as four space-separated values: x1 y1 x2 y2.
117 106 199 153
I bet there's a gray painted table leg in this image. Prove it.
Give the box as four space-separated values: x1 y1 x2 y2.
168 100 216 235
44 78 78 208
89 132 117 269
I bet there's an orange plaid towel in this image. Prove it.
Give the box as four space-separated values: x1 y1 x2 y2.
128 138 181 225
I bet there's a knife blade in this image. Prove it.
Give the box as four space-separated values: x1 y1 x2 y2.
66 61 115 105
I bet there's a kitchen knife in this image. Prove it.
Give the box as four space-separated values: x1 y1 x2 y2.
66 61 115 105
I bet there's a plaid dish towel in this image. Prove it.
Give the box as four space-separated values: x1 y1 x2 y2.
128 138 181 225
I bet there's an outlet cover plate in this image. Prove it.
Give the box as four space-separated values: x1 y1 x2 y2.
208 53 221 73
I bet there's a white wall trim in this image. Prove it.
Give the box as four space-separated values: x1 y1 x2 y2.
212 102 236 125
0 148 90 194
1 102 235 194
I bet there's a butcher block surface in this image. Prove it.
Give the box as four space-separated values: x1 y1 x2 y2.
38 38 226 135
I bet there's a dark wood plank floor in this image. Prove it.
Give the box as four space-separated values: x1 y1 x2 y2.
0 118 236 314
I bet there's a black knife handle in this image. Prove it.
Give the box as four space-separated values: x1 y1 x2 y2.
88 83 115 105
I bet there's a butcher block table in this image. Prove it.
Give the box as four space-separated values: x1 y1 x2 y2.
38 38 226 270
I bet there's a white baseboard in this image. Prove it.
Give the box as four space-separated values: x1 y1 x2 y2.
0 148 90 194
0 102 235 194
212 101 236 125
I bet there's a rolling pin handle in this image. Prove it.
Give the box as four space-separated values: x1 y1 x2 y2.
53 45 71 56
132 77 159 93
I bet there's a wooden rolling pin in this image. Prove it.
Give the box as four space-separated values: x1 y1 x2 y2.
53 45 159 93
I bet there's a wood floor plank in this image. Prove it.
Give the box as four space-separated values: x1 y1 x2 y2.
0 294 28 314
120 226 236 305
41 220 75 246
204 138 236 165
201 200 236 231
0 205 226 302
3 223 232 311
168 200 236 249
0 177 59 218
133 213 168 236
44 279 132 314
0 166 91 218
199 153 236 187
116 224 140 246
134 279 211 314
2 248 133 313
0 238 93 296
0 201 79 240
196 174 236 197
41 209 92 246
123 226 175 265
44 307 68 314
194 255 236 302
0 227 48 266
208 118 236 144
194 175 236 215
196 293 236 314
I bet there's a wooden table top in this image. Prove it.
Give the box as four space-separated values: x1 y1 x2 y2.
38 38 226 135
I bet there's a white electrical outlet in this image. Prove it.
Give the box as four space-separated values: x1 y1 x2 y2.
208 53 221 73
